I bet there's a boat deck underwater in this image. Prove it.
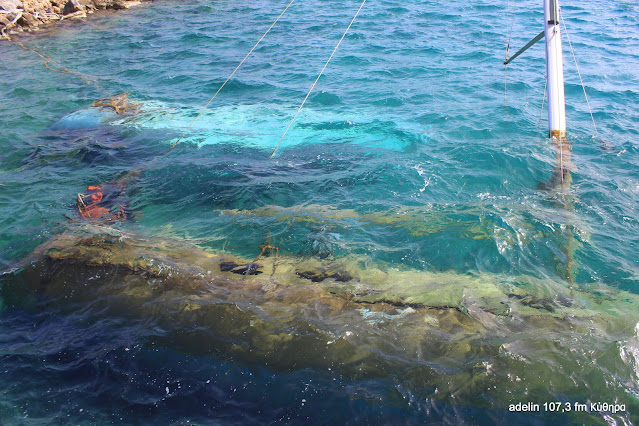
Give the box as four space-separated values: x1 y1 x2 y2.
1 0 639 424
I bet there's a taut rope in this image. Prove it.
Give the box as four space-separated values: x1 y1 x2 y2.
537 74 547 133
157 0 297 160
559 8 598 137
270 0 368 158
115 0 296 183
503 0 518 101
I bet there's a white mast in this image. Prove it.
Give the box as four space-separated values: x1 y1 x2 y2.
504 0 567 139
543 0 566 139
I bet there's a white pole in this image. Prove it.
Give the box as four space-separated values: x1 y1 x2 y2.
544 0 566 139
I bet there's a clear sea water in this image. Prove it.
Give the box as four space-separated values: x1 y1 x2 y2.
1 0 639 423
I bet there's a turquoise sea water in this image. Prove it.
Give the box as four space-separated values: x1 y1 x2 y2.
1 0 639 423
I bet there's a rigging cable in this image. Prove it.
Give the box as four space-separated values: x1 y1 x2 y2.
270 0 368 158
504 0 518 100
559 8 598 138
560 136 564 184
114 0 296 185
537 74 547 133
157 0 297 160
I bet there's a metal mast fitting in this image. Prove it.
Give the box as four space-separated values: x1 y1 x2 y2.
504 0 567 139
544 0 566 139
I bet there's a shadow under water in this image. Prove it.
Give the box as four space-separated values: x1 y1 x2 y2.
2 224 638 424
538 137 579 285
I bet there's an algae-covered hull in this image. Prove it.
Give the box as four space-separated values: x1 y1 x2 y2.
3 226 638 424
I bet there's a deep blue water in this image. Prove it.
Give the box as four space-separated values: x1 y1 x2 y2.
1 0 639 423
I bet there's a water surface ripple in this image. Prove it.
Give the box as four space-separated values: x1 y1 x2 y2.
1 0 639 423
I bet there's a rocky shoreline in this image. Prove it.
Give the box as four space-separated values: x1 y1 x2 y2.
1 0 144 38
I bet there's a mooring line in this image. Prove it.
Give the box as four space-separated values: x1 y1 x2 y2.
11 38 99 86
157 0 297 160
114 0 296 184
270 0 368 158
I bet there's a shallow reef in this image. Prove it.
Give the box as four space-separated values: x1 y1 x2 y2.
2 225 638 423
